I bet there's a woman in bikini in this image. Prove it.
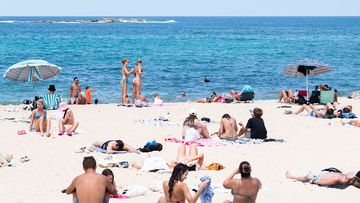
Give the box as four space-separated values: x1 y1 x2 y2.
182 112 210 140
29 99 51 137
223 161 261 203
120 58 133 106
157 163 209 203
132 59 144 105
168 143 205 171
92 140 135 154
58 102 79 136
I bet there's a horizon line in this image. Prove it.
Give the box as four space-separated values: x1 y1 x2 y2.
1 15 360 17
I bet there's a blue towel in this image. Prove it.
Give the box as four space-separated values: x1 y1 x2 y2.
200 175 214 203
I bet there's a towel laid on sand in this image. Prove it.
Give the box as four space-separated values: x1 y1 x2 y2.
87 146 129 154
221 137 285 145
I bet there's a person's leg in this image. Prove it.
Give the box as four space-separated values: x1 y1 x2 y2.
223 201 232 203
68 121 79 133
314 173 348 186
131 82 136 105
286 171 310 182
45 118 51 137
34 120 41 132
293 104 307 115
278 90 286 102
188 144 198 157
188 144 204 166
176 144 187 162
136 81 141 100
195 122 210 138
237 122 247 136
194 98 207 103
349 120 360 127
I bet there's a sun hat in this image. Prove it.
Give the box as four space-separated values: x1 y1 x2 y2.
48 84 56 92
58 102 69 111
189 108 197 116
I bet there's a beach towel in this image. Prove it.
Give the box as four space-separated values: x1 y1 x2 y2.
110 194 129 199
122 185 147 198
87 146 129 154
165 137 224 147
200 176 214 203
221 137 284 145
140 157 170 172
134 119 180 127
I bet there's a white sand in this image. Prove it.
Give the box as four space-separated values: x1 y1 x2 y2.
0 97 359 203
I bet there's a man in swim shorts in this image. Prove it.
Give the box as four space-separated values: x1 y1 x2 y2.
66 156 117 203
68 77 82 105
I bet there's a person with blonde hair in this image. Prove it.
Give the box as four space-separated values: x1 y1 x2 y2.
29 99 51 137
132 58 144 105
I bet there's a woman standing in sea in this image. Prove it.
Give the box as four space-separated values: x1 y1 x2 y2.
120 58 133 106
131 58 144 104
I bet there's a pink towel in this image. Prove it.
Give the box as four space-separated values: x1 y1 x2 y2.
110 194 129 199
164 137 223 147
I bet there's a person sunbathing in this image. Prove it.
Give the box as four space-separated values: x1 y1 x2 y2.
168 143 205 171
157 163 209 203
58 102 79 136
194 92 223 103
217 114 238 139
286 168 360 188
182 110 210 141
65 156 117 203
29 99 51 137
223 161 261 203
0 153 13 167
92 140 135 153
292 103 336 119
278 89 295 103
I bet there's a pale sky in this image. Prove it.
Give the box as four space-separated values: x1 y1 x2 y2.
0 0 359 16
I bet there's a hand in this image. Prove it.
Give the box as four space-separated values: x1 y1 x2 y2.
200 180 210 188
234 168 240 174
238 122 244 127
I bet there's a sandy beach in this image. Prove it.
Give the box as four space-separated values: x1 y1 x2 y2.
0 97 359 202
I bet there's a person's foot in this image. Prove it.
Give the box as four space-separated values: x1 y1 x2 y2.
58 131 65 136
67 131 73 136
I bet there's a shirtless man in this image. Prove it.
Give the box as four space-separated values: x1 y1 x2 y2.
218 114 238 138
58 102 79 136
69 77 82 105
66 156 117 203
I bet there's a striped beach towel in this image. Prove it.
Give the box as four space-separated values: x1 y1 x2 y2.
43 93 60 110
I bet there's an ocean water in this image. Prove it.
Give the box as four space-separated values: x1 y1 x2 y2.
0 16 359 104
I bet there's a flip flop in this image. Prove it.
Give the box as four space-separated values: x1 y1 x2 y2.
20 156 30 163
17 130 26 135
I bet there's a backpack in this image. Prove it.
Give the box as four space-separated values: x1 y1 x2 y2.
138 140 163 153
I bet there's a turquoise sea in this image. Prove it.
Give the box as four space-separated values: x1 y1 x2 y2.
0 17 359 104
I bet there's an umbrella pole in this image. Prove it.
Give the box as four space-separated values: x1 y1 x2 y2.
306 74 309 100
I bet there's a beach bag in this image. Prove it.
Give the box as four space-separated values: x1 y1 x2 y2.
338 112 357 119
138 140 163 152
206 163 225 170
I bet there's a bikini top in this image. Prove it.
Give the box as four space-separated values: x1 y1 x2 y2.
35 111 47 119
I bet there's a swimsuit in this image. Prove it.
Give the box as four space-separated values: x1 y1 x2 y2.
121 78 128 85
101 140 113 150
35 111 47 119
73 198 108 203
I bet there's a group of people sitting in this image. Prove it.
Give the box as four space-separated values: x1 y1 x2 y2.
29 99 79 136
182 108 268 141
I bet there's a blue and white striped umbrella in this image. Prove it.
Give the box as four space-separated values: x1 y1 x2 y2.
3 60 61 83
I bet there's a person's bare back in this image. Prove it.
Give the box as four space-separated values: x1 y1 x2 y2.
219 114 238 138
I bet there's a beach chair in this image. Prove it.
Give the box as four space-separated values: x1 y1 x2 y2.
239 92 255 103
43 93 61 110
320 91 335 104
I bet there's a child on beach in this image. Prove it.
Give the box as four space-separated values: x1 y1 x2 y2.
238 107 267 139
85 86 96 104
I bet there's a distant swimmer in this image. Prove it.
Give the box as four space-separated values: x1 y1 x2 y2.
204 77 210 83
177 91 187 98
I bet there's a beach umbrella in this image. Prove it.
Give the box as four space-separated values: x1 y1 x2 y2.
284 59 331 99
3 60 61 83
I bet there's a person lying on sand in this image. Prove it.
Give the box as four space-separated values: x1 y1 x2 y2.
29 99 51 137
157 163 209 203
223 161 262 203
65 156 117 203
278 89 295 103
216 114 238 139
194 92 222 103
341 120 360 127
58 102 79 136
182 110 210 141
291 103 336 119
92 140 136 153
286 168 360 188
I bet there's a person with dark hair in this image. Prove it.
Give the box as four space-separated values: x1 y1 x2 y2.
58 102 79 136
182 110 210 141
286 168 360 188
92 140 135 153
66 156 117 203
238 108 267 139
292 103 337 119
157 163 209 203
102 169 117 201
217 114 238 138
120 58 133 106
223 161 261 203
69 77 82 105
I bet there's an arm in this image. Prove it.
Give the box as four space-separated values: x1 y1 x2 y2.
123 144 135 152
106 142 115 154
106 178 118 195
183 181 208 203
124 67 133 76
65 179 77 195
218 119 224 135
63 111 71 124
234 118 238 132
69 85 73 97
223 169 238 189
29 111 35 131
